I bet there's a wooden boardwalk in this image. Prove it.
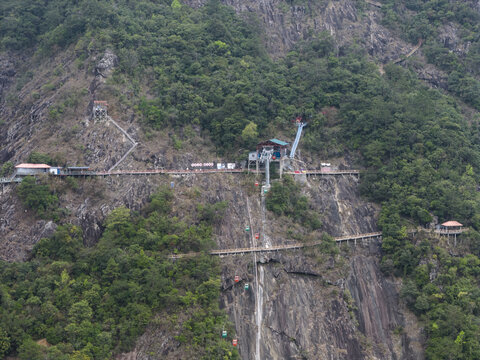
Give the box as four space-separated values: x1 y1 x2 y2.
285 170 360 176
55 168 246 177
55 168 361 177
2 168 361 183
169 232 382 259
0 177 22 184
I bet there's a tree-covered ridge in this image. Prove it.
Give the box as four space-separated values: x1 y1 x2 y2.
400 240 480 359
378 0 480 109
3 0 480 358
0 188 238 359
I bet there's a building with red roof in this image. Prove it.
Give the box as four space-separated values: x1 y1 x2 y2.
15 163 51 176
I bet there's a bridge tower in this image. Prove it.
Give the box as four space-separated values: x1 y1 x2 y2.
259 148 273 192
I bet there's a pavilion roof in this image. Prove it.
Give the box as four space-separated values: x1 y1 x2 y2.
441 221 463 227
15 163 51 169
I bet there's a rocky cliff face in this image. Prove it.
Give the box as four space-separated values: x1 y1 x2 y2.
186 0 414 61
0 47 219 260
185 0 477 94
217 175 422 360
116 174 423 360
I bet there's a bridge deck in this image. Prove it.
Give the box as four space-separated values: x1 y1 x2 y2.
169 232 382 258
47 168 362 177
0 177 23 184
285 170 360 176
3 168 361 180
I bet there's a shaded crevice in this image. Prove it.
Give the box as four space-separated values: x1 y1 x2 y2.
266 325 307 359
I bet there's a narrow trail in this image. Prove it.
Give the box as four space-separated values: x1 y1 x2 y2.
106 116 138 172
365 0 382 7
392 39 423 64
108 142 137 173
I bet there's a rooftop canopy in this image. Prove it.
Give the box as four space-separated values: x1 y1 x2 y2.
257 139 289 148
269 138 288 146
441 221 463 227
15 163 51 169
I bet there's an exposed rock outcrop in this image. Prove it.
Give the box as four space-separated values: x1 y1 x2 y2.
438 23 471 56
0 184 58 261
347 253 423 359
90 49 118 94
184 0 465 93
0 54 15 98
185 0 413 62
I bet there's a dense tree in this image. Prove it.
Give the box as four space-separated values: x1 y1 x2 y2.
0 189 237 359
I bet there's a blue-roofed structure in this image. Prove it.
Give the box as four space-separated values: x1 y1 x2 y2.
256 139 289 159
268 139 288 146
248 138 290 176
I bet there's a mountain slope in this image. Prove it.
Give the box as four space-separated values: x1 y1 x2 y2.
1 0 480 359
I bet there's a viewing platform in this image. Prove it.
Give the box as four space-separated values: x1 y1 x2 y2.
434 221 465 236
434 228 467 235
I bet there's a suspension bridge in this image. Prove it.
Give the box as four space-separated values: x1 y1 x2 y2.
168 232 382 259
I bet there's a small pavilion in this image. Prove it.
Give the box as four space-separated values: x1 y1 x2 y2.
435 220 465 246
439 221 463 233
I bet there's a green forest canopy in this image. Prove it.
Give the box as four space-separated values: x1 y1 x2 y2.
0 188 238 359
2 0 480 358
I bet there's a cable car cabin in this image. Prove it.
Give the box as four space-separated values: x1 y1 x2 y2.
256 139 288 160
234 275 240 283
